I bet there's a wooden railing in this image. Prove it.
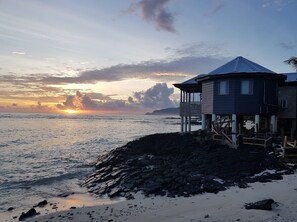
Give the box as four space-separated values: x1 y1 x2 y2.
180 102 201 117
242 136 272 148
283 136 297 148
283 136 297 158
211 118 238 148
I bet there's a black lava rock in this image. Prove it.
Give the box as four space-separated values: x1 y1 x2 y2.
83 133 296 198
245 199 275 211
7 207 14 211
19 208 38 221
34 200 48 207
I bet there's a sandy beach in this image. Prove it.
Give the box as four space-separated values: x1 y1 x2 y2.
25 172 297 222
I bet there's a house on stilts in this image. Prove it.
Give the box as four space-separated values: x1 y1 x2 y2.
174 56 297 149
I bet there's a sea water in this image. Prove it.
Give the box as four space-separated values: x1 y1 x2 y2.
0 113 191 220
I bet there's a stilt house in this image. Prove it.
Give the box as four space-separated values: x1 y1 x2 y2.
174 56 289 146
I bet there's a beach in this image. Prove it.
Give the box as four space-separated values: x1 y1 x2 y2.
27 172 297 222
1 0 297 221
2 114 297 222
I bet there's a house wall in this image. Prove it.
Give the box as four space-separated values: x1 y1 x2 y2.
201 81 213 114
234 78 262 114
262 80 279 115
208 77 279 115
278 86 297 119
213 79 235 114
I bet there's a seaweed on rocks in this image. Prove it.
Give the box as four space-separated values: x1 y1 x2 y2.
83 132 296 198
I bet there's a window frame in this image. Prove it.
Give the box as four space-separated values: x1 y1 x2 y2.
218 80 229 95
279 99 288 109
240 79 253 95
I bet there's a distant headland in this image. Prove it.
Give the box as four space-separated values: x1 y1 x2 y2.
145 107 179 115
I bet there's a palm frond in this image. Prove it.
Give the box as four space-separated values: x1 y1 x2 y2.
284 56 297 71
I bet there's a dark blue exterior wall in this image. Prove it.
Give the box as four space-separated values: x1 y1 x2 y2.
212 77 279 115
213 79 235 114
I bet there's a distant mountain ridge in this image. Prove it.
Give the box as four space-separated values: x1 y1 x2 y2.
145 107 179 115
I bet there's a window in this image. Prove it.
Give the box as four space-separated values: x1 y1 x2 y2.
241 80 253 95
218 80 229 95
279 99 288 109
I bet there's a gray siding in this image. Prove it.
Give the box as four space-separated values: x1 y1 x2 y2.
278 86 297 119
201 81 213 114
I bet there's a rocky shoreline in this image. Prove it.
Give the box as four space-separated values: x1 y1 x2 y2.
83 132 296 199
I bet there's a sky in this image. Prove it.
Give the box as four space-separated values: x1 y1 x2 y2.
0 0 297 114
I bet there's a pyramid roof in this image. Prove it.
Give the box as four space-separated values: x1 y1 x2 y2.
174 56 285 91
207 56 275 76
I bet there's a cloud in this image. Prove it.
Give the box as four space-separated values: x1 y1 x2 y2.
12 51 26 55
0 101 54 113
127 0 176 32
204 1 226 16
131 83 177 109
56 91 127 111
35 101 51 111
279 41 297 50
84 92 113 101
38 55 227 85
1 42 229 87
166 42 228 58
262 0 293 8
57 91 97 110
56 83 177 112
0 55 228 92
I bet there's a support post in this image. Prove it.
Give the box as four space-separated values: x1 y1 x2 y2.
211 114 216 130
202 114 206 130
180 90 182 105
188 93 191 132
270 115 276 133
232 114 237 145
255 115 260 133
275 116 278 133
180 90 183 133
181 116 184 133
189 116 191 132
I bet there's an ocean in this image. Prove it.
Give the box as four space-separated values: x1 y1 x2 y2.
0 113 195 220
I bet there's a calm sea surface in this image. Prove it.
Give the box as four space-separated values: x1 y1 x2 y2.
0 113 189 218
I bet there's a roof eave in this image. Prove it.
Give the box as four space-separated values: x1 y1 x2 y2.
196 72 286 82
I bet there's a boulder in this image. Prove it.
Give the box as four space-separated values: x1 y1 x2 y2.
19 208 38 221
245 199 275 211
34 200 48 207
7 207 14 211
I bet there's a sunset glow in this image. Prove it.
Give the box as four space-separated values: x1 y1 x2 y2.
0 0 296 114
64 109 79 114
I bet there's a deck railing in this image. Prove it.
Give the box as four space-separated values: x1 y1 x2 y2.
180 102 201 117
